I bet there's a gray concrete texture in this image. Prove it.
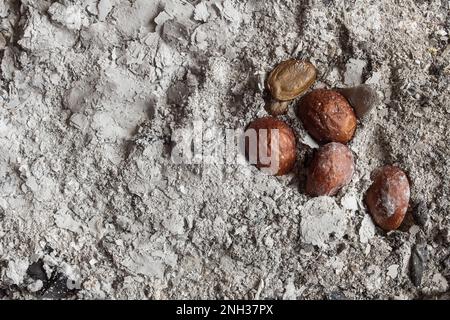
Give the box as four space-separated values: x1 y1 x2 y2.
0 0 449 299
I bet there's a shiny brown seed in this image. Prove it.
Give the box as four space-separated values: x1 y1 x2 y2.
365 165 410 231
244 117 296 176
297 89 357 144
306 142 354 197
267 59 317 101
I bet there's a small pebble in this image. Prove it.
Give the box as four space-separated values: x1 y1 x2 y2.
343 58 366 86
387 264 399 279
341 193 358 211
337 84 379 119
98 0 113 21
431 273 449 292
412 201 429 227
409 244 426 287
27 280 43 293
328 290 347 300
193 2 210 22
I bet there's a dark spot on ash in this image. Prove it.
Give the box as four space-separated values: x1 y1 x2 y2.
409 243 426 287
40 272 79 299
27 260 48 283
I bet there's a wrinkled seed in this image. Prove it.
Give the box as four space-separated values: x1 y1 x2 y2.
267 59 317 101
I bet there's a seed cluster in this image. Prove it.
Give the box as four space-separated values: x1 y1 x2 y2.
244 58 410 231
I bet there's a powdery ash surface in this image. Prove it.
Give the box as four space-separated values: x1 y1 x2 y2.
0 0 449 299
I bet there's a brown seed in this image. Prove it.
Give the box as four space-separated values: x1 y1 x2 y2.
297 89 357 144
244 117 296 176
306 142 354 196
365 165 410 231
267 59 317 101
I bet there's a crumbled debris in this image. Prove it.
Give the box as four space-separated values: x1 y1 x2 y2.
300 197 347 248
343 59 367 86
359 214 376 244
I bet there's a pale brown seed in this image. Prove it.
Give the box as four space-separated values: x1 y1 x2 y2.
267 59 317 101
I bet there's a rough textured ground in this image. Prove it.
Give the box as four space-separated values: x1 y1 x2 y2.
0 0 449 299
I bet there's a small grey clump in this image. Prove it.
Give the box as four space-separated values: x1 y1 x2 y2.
412 201 429 227
409 244 427 287
162 19 194 50
337 84 379 119
328 290 347 300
